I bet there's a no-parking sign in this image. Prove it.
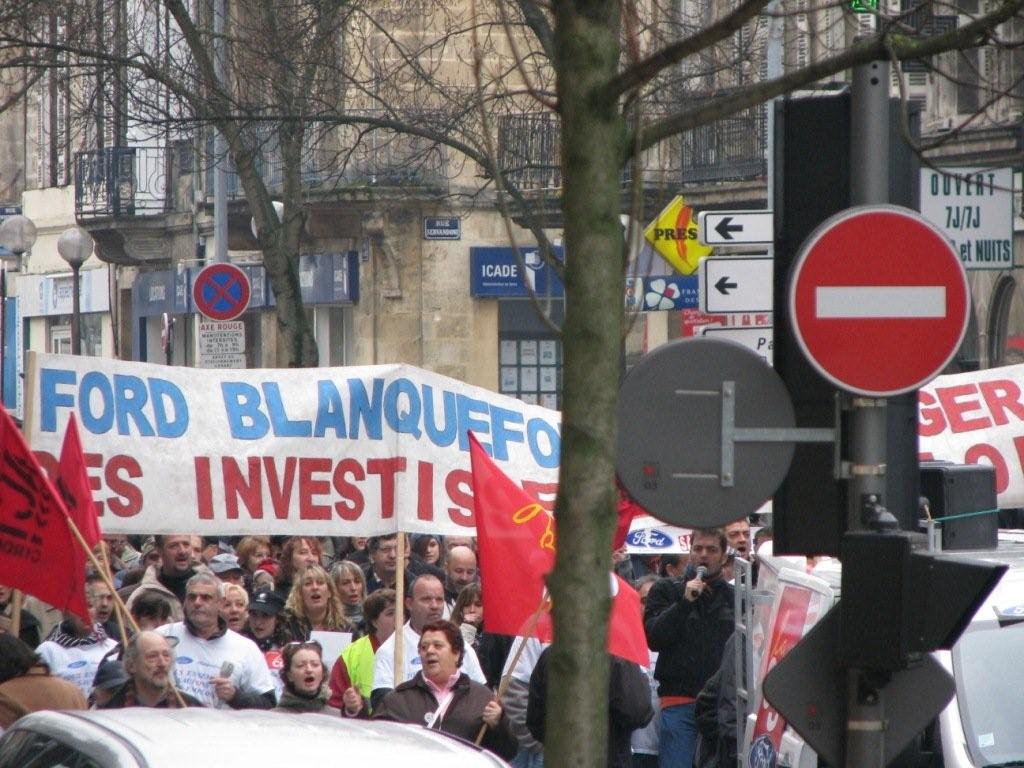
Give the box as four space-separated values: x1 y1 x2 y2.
192 263 251 321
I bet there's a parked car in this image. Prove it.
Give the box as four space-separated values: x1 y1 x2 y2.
0 708 510 768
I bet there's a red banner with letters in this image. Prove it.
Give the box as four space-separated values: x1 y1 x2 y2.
0 408 91 624
752 584 813 749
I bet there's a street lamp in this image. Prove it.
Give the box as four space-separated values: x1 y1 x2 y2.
57 227 94 356
0 214 37 408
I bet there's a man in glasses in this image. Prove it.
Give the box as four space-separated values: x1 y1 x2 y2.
157 572 276 709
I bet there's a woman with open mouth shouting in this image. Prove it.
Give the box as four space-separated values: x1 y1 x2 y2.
273 640 340 716
373 619 517 760
280 564 354 641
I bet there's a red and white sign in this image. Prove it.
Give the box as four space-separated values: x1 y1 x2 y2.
192 263 251 322
789 205 969 397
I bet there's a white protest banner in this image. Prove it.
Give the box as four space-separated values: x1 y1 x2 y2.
25 353 561 536
919 362 1024 508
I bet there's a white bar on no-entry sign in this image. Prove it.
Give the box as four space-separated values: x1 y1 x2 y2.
815 286 946 318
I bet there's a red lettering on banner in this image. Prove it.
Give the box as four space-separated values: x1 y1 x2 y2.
264 457 296 519
225 457 261 518
196 457 213 519
417 461 434 521
445 469 474 526
299 458 332 520
980 380 1024 426
367 458 406 519
963 443 1008 493
937 385 991 433
34 450 142 518
332 459 365 520
105 455 143 517
918 390 946 437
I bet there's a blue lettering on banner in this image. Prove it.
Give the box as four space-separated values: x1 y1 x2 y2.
40 368 190 437
67 660 88 669
39 365 559 466
219 375 561 466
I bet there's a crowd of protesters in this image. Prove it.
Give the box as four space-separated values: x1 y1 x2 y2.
0 519 768 767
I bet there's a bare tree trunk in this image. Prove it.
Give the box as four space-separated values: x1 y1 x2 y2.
544 2 627 766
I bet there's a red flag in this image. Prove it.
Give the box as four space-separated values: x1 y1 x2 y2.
0 408 91 625
614 483 645 550
469 433 555 640
608 574 650 666
57 415 101 550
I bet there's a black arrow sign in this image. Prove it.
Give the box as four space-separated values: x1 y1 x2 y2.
715 276 738 295
714 216 743 240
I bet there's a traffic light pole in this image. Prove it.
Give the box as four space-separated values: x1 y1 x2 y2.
844 59 892 768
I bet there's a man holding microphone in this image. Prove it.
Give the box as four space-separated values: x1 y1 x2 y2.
643 528 734 768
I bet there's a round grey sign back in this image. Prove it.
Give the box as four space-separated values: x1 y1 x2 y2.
617 337 796 528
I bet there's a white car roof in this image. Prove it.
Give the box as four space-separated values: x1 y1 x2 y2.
5 709 508 768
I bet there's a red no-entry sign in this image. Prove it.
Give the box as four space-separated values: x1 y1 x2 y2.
192 263 252 322
789 205 969 397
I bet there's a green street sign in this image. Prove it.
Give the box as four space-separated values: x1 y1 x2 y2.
850 0 878 11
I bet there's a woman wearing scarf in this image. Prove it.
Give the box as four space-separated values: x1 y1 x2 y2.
272 640 340 716
373 619 517 760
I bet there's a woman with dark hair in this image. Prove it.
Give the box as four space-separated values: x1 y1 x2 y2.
272 640 341 715
280 564 353 641
328 589 396 715
0 634 87 728
274 537 322 602
411 534 442 568
373 619 517 760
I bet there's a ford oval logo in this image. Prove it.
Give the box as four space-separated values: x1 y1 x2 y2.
626 529 672 549
67 660 88 669
177 656 193 665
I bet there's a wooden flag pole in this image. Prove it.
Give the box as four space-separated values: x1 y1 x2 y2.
475 591 551 746
394 532 406 686
10 589 23 639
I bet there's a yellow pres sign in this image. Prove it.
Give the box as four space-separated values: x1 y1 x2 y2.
644 195 712 275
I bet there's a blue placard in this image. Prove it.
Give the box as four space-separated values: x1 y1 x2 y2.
470 246 565 298
424 217 461 241
636 276 699 311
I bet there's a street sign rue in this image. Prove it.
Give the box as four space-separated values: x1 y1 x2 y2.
789 205 969 397
192 263 252 322
697 210 774 246
699 255 773 314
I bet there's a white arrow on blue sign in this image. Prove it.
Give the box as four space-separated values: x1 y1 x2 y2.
699 255 773 314
697 210 774 246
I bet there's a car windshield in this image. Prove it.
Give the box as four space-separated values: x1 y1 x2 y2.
953 622 1024 767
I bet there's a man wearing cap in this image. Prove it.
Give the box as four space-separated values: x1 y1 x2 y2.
208 554 246 587
100 631 202 709
242 589 290 701
91 653 130 707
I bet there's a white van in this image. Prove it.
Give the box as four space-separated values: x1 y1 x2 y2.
739 539 1024 768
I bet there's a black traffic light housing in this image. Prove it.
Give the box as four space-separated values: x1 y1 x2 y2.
840 531 1006 671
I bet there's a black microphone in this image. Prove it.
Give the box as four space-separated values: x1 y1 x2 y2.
695 566 707 581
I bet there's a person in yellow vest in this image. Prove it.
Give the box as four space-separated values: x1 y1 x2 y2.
328 589 395 716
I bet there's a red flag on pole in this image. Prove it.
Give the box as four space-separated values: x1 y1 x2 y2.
57 415 101 550
614 483 645 550
470 434 650 664
608 574 651 667
469 433 555 641
0 408 91 625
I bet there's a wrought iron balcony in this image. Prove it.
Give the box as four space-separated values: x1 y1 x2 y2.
497 109 767 190
75 146 175 219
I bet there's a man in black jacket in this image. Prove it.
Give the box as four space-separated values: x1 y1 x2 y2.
527 646 654 768
644 527 733 768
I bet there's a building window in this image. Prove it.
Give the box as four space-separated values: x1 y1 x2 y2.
47 314 102 357
498 300 564 410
